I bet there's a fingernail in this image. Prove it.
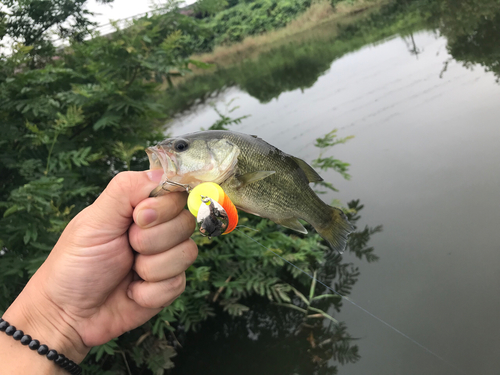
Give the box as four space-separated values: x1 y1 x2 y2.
137 208 158 227
147 169 164 183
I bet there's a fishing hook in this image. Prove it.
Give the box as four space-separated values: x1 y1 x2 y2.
161 179 192 193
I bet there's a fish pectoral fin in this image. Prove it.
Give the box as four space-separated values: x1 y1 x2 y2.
237 171 275 186
291 156 323 183
274 217 308 234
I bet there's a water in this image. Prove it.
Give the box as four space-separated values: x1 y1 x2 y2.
168 3 500 374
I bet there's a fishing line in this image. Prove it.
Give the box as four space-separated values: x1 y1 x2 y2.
235 228 467 375
235 225 259 231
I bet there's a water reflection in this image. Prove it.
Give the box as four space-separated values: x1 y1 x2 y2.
441 4 500 80
166 0 500 117
402 33 422 58
165 1 500 374
171 200 382 375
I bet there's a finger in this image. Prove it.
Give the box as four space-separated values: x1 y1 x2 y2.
129 209 196 254
127 272 186 309
134 239 198 282
133 192 187 229
85 170 164 237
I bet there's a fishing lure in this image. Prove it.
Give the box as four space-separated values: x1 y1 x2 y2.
187 182 238 238
156 178 238 237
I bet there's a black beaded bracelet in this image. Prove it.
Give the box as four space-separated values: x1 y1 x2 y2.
0 317 82 375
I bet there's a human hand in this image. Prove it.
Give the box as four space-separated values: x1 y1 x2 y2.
2 170 197 365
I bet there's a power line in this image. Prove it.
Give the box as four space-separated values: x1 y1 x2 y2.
237 228 468 375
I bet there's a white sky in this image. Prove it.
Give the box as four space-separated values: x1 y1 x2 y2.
85 0 197 33
1 0 198 52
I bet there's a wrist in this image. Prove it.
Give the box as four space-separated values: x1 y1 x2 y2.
3 273 90 365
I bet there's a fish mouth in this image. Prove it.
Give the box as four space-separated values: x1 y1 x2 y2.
146 146 177 194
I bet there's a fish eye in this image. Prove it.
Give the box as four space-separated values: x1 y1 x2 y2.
174 139 189 152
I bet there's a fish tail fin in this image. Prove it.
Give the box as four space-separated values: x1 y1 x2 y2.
314 206 354 254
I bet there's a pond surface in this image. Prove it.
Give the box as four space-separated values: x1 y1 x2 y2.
168 3 500 375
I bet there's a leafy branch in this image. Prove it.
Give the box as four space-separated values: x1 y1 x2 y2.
312 129 354 193
275 271 341 324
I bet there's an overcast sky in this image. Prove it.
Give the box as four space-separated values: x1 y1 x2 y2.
85 0 197 31
0 0 197 53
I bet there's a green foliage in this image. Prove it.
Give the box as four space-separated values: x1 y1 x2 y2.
113 142 145 171
312 130 354 193
0 0 195 310
206 0 312 46
0 1 385 373
186 0 313 51
344 200 381 263
89 339 120 362
195 0 230 17
203 99 249 130
276 270 341 324
156 0 314 54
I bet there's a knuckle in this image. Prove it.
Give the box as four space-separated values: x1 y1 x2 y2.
130 228 150 254
179 209 196 234
171 191 188 208
137 234 152 254
106 172 137 206
134 256 154 282
129 283 156 309
137 292 158 309
169 273 186 295
159 193 187 221
111 171 133 192
183 239 198 266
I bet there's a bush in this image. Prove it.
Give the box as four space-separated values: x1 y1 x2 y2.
0 1 195 312
199 0 312 49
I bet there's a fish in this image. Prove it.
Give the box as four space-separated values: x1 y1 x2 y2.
146 130 353 253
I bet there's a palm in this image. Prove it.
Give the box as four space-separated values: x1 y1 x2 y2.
43 204 158 346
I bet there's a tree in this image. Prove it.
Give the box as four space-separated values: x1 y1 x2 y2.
2 0 114 62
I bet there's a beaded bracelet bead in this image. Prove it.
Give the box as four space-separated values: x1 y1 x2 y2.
0 318 82 375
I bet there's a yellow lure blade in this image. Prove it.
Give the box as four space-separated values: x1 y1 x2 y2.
188 182 238 236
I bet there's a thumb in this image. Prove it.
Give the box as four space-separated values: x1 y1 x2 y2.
89 170 164 233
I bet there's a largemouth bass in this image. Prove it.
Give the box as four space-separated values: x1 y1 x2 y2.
146 130 353 253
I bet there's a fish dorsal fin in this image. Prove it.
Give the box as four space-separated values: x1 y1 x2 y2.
236 171 275 186
291 156 323 183
274 217 308 234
